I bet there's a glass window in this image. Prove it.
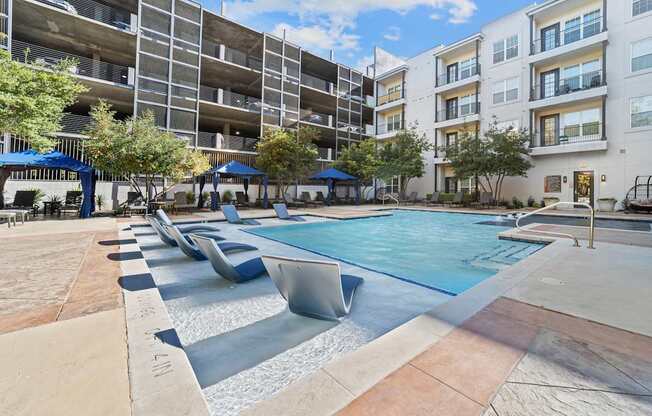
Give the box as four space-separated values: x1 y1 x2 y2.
265 52 282 73
339 66 351 79
171 63 197 87
581 59 601 88
264 72 281 90
493 39 505 64
564 17 581 45
632 38 652 72
138 78 168 104
169 109 196 132
174 18 200 45
138 103 167 127
173 45 199 66
141 7 171 35
263 89 281 108
634 0 652 16
283 93 298 112
141 35 170 58
583 10 601 38
631 96 652 128
459 57 477 79
283 79 300 95
284 44 300 61
144 0 172 12
266 37 283 55
284 60 299 78
506 77 519 101
563 64 580 90
492 81 505 104
139 54 169 82
545 176 562 193
174 0 201 23
351 72 362 85
506 35 519 59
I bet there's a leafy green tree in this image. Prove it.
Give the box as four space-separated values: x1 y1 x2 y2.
255 127 318 199
0 48 88 152
443 121 533 202
83 101 211 210
378 129 432 196
334 139 380 199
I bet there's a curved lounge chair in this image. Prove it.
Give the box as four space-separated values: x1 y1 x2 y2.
147 215 220 247
221 204 260 225
273 203 306 222
156 209 220 231
261 255 364 321
190 234 267 283
164 225 257 261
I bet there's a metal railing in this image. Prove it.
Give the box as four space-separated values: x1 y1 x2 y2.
34 0 133 31
301 73 333 93
317 147 333 160
12 40 131 85
531 70 604 101
515 201 595 248
436 102 480 122
530 123 603 148
531 15 602 55
59 113 92 135
300 109 332 127
376 121 403 135
377 89 404 106
201 40 262 71
197 132 259 152
436 64 480 87
199 85 262 112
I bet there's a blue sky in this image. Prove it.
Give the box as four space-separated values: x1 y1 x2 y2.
201 1 535 70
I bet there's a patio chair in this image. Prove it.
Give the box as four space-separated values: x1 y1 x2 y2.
58 190 82 216
221 204 260 225
148 215 221 247
445 192 464 207
315 191 326 203
6 191 37 215
283 193 305 208
261 255 364 321
165 224 257 261
190 234 267 283
400 192 418 204
301 192 324 207
235 191 250 209
273 203 306 222
173 191 194 213
425 192 441 206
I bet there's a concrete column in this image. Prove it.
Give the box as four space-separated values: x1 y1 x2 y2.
601 96 607 140
602 0 607 31
434 56 439 87
529 15 534 55
602 41 607 85
92 53 101 79
224 123 231 136
529 109 534 146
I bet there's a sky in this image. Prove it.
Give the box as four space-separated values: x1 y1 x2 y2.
200 0 536 71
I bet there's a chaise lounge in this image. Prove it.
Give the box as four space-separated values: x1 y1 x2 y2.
165 224 257 261
190 234 267 282
261 255 364 321
221 204 260 225
273 203 306 222
148 214 221 247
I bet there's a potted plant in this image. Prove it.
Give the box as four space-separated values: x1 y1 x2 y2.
185 191 196 205
223 190 234 203
201 192 210 208
597 197 617 212
543 196 560 208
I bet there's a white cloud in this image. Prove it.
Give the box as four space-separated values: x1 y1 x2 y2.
429 13 442 20
383 26 401 42
355 54 374 73
272 22 361 56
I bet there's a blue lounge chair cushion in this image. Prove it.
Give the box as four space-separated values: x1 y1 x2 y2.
273 203 306 221
222 204 261 225
341 275 364 309
233 257 267 281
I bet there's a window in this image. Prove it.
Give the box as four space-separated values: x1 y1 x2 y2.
545 176 562 193
459 57 477 79
493 35 518 64
632 38 652 72
583 10 601 37
634 0 652 16
562 109 600 139
631 95 652 128
492 77 519 104
445 132 457 148
564 17 581 44
561 60 601 91
459 94 477 115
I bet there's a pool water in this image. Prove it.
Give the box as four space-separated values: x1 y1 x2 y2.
248 210 543 295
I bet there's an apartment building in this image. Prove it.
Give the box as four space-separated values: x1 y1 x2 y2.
375 0 652 207
0 0 374 206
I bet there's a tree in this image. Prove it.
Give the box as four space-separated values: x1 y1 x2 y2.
378 129 432 196
443 121 533 202
333 139 380 199
254 127 318 199
0 48 88 153
83 101 211 210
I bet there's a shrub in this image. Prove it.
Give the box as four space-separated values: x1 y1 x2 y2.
223 190 234 202
439 193 455 202
185 191 195 204
512 197 524 209
527 196 535 207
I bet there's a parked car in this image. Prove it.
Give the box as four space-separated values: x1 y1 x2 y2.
41 0 78 14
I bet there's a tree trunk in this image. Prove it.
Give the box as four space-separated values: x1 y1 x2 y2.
0 170 11 209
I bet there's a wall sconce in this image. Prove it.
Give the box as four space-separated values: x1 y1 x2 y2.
563 176 568 183
601 174 607 183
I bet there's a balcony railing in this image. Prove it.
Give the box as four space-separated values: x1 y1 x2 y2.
376 121 403 135
12 40 132 85
377 89 404 106
301 73 333 93
34 0 133 31
436 102 480 122
300 110 332 127
200 85 262 112
436 64 480 87
197 132 259 152
531 70 604 101
531 15 602 55
530 123 603 148
59 113 92 135
317 147 334 160
202 40 262 71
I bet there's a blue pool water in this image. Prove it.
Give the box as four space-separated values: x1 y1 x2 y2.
248 210 543 295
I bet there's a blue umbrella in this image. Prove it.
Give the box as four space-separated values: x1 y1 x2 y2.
310 168 358 206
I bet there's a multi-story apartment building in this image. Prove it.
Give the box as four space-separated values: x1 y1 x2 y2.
0 0 374 206
375 0 652 207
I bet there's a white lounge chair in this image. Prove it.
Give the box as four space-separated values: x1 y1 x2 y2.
221 204 260 225
261 255 364 321
273 203 305 221
190 234 267 282
165 225 257 261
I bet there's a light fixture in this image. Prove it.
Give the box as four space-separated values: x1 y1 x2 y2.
601 174 606 183
235 131 240 135
563 176 567 183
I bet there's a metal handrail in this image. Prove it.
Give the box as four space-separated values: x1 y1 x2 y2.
378 191 399 207
515 201 595 249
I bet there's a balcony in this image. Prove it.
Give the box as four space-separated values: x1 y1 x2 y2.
11 40 133 85
435 64 480 93
300 110 333 128
200 86 262 112
435 102 480 128
197 132 258 152
529 70 606 109
375 121 403 139
376 89 405 108
301 73 334 94
202 40 262 71
530 123 607 156
33 0 134 31
58 113 92 136
529 15 606 64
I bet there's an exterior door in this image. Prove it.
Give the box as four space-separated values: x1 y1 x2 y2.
541 23 560 52
540 114 559 146
540 69 559 99
444 177 458 193
447 63 458 84
574 171 594 207
446 98 458 120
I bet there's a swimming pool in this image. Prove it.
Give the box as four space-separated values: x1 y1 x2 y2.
248 210 543 295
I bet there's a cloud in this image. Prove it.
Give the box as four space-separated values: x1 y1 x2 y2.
429 13 442 20
355 54 374 73
383 26 401 42
272 22 361 55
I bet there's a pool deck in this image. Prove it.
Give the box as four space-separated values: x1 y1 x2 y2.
0 205 651 416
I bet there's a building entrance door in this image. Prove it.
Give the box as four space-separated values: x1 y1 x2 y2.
574 171 594 207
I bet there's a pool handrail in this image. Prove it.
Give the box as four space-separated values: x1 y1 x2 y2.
515 201 595 249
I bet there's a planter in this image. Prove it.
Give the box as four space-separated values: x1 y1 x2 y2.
543 197 560 208
597 198 617 212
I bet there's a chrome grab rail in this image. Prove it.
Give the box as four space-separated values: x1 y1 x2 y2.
515 201 595 249
377 190 400 207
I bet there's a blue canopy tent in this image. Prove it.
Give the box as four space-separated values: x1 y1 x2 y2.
310 167 359 206
0 150 96 218
207 161 268 210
